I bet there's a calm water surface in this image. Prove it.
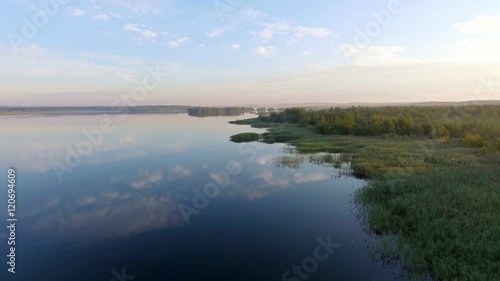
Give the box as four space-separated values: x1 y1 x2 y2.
0 114 404 281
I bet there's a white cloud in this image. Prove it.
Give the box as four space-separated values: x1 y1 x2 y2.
231 44 241 50
109 0 165 15
285 26 331 45
123 23 158 42
115 72 135 82
257 156 273 165
337 44 410 65
164 165 193 181
293 172 329 184
166 41 179 48
455 15 500 33
131 171 163 189
256 46 276 57
294 26 331 37
167 36 189 48
443 39 500 62
92 13 111 21
79 196 98 206
252 28 274 40
303 50 312 56
110 12 123 19
67 7 86 16
243 8 266 20
206 8 266 38
251 21 290 40
252 171 290 188
131 1 162 15
206 26 232 38
171 165 193 178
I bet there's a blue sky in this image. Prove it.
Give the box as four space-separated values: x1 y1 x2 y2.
1 0 500 106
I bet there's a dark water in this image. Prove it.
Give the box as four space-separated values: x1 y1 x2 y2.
0 114 403 281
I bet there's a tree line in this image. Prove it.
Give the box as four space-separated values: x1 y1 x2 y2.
259 105 500 150
188 107 254 117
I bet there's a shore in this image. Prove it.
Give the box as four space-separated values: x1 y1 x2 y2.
230 117 500 281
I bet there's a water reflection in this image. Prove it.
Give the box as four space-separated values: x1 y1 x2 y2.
0 114 404 281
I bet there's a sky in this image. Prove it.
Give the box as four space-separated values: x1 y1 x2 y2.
1 0 500 106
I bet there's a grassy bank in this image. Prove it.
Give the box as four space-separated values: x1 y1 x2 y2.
230 117 500 281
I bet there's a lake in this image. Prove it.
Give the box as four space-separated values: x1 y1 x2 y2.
0 114 404 281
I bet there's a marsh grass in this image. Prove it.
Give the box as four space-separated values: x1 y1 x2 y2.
357 167 500 280
230 132 260 142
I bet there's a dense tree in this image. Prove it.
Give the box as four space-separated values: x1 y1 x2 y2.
257 105 500 147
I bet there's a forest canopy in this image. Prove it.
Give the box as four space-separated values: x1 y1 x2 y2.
258 105 500 150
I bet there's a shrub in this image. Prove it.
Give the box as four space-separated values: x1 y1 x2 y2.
230 132 259 142
462 133 483 147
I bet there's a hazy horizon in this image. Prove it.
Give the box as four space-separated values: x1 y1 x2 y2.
3 99 500 108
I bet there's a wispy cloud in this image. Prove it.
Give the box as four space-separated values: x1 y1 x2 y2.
167 36 189 48
256 46 277 57
251 20 291 40
110 12 123 19
206 26 232 38
67 7 86 16
337 44 411 65
170 165 193 178
123 23 158 43
106 0 166 15
294 26 331 37
207 8 266 38
131 170 163 189
455 15 500 33
91 13 111 21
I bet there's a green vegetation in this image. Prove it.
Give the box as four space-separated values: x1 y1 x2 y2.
229 118 272 128
230 105 500 281
260 106 500 149
187 107 254 117
230 132 260 142
358 166 500 280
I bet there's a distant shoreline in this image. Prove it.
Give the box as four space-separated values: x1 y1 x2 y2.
0 106 254 117
2 100 500 116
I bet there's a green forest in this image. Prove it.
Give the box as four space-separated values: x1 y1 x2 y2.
259 105 500 151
